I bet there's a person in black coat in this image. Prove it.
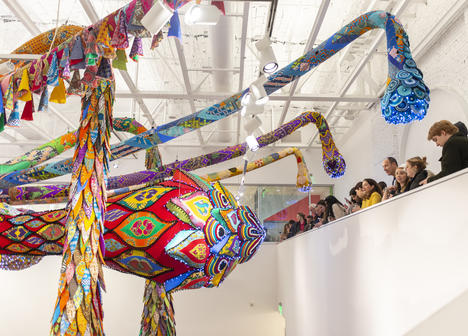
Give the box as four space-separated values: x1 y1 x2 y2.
405 156 429 191
422 120 468 184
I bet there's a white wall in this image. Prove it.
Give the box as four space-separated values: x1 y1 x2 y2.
277 168 468 336
174 243 283 336
0 244 282 336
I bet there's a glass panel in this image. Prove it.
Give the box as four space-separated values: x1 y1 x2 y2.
224 183 333 242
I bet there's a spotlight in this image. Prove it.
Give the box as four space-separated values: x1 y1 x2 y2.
245 135 259 152
241 92 251 106
255 37 278 74
185 4 221 25
140 0 174 35
0 61 14 75
249 76 269 105
243 115 262 134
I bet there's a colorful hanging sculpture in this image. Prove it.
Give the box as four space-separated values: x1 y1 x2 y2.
0 170 266 291
0 2 432 334
1 111 342 204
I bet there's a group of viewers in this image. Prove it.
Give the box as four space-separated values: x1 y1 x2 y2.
280 119 468 241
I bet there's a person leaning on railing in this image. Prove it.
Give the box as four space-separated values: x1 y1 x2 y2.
383 165 410 200
419 120 468 185
405 156 432 190
323 195 346 223
360 178 383 209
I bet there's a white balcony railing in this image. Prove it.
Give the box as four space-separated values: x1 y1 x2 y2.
278 167 468 336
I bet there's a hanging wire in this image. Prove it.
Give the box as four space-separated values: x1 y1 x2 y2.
47 0 63 55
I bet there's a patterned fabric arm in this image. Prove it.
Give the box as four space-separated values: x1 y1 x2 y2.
0 10 429 188
2 111 344 204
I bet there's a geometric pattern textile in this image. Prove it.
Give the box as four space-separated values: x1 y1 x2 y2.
0 170 266 293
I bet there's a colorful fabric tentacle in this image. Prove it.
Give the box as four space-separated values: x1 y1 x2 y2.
2 111 343 205
50 80 115 336
202 147 311 190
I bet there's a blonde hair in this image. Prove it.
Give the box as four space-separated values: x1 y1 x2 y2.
427 120 459 140
406 156 427 171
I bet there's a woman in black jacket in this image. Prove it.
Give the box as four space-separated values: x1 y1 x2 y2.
423 120 468 184
406 156 429 191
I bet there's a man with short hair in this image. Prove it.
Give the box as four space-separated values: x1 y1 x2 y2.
421 120 468 184
382 156 398 185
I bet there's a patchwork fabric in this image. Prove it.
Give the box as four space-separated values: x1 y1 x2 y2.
0 171 266 291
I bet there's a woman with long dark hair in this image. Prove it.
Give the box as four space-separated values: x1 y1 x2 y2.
324 195 346 223
361 178 382 209
295 212 307 234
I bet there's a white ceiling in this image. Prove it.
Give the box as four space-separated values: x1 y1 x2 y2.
0 0 445 158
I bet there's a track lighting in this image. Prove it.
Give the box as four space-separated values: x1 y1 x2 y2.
185 4 221 25
245 135 259 152
250 76 269 104
140 0 174 35
241 76 269 112
243 115 262 135
255 37 278 74
241 102 264 117
0 61 14 75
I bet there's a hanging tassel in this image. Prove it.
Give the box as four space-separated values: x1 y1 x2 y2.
129 36 143 62
96 19 116 59
46 52 60 86
167 10 181 41
50 78 67 104
60 46 71 79
67 70 82 96
150 31 163 50
17 68 32 102
3 75 14 111
38 86 49 112
31 58 44 92
96 58 113 79
0 87 5 132
81 65 99 88
6 102 20 127
112 49 128 71
70 35 86 70
111 10 129 49
21 100 35 121
84 29 100 66
211 1 226 15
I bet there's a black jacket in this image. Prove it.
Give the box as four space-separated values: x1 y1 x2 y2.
408 170 428 191
428 131 468 182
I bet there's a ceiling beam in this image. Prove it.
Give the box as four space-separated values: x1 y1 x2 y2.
307 0 411 146
0 53 41 60
2 0 40 35
116 91 378 103
79 0 99 23
174 39 204 145
276 0 330 127
237 2 250 144
25 121 54 141
119 71 156 125
0 131 17 143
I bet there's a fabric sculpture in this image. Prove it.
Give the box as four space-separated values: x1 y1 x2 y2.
1 111 342 204
0 170 266 292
